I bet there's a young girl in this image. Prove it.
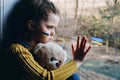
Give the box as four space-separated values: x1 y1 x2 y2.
0 0 91 80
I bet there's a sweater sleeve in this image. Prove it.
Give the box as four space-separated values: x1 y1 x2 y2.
8 43 77 80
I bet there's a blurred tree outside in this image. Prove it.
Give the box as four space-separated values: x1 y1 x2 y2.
76 0 120 50
75 0 79 20
98 0 120 49
51 0 120 49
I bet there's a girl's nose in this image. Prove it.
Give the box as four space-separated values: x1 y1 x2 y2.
50 30 55 36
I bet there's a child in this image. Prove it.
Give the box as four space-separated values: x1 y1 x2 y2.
1 0 91 80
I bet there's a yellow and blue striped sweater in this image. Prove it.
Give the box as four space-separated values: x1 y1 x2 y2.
3 43 77 80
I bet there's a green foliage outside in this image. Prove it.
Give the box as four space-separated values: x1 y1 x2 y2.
76 0 120 49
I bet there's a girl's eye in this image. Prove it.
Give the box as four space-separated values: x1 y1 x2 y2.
46 25 57 30
48 26 53 29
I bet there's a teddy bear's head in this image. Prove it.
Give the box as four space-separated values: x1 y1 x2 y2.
34 42 67 70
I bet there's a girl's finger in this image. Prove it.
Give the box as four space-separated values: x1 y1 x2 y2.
84 46 92 54
71 43 75 55
82 39 87 52
80 36 85 48
76 36 80 49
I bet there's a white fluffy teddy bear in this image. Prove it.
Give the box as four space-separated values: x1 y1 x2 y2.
34 42 67 70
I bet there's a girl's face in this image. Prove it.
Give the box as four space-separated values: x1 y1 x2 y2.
33 13 60 44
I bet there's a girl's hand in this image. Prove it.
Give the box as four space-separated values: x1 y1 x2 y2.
71 36 91 67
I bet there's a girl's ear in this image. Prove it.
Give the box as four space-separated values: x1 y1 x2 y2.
27 20 35 31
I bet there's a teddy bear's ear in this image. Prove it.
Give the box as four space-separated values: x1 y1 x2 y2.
34 43 44 54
